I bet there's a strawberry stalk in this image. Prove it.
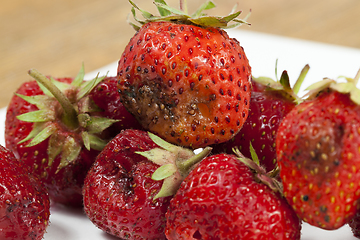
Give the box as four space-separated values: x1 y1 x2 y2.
28 69 79 130
177 146 212 174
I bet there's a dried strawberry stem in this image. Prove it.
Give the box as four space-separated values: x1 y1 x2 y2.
177 147 212 174
28 69 79 130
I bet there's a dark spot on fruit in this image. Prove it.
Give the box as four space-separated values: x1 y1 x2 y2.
171 131 175 137
220 58 225 66
207 46 212 53
126 74 131 79
225 116 230 123
226 103 231 110
220 73 225 80
238 53 242 59
245 99 248 105
179 88 184 94
230 129 235 134
222 42 226 48
161 44 166 50
237 68 241 74
151 66 155 72
198 75 203 81
137 66 141 72
190 82 195 90
185 136 189 142
190 27 194 32
236 93 241 100
126 66 130 72
172 62 177 69
220 89 224 95
129 45 133 51
211 128 215 134
141 54 145 61
214 117 219 123
302 195 309 201
210 94 216 101
189 48 193 55
180 26 184 31
137 39 142 45
167 52 172 58
177 44 181 51
229 75 233 81
228 90 232 96
185 69 189 77
237 120 240 126
144 68 149 73
154 59 158 65
168 80 173 87
185 36 189 42
324 215 330 223
162 67 166 75
176 75 180 82
221 130 225 135
192 124 196 131
147 47 151 53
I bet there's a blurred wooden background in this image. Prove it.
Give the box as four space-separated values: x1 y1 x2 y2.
1 0 360 108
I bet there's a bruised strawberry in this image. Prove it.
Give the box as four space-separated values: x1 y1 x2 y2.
0 144 50 240
83 129 204 240
5 66 120 207
117 1 251 149
165 152 301 239
212 65 308 172
276 71 360 229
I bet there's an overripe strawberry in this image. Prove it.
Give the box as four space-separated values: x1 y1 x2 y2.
0 144 50 240
5 66 120 207
83 129 208 239
212 65 308 172
276 70 360 229
117 0 252 149
165 152 301 239
350 212 360 238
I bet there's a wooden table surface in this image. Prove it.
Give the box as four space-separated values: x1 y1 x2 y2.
1 0 360 109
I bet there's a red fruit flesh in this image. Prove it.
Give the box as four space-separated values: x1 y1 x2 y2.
165 154 301 240
212 80 296 171
89 76 143 133
83 129 171 240
0 144 50 240
117 21 251 149
277 90 360 229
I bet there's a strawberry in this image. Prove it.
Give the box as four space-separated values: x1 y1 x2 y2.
276 70 360 229
117 0 252 149
0 144 50 240
165 151 301 239
212 64 309 172
350 212 360 239
83 129 209 239
5 66 120 207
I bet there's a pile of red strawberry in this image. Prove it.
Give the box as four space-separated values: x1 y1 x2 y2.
2 0 360 239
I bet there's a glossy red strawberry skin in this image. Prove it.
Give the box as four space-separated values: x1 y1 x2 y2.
276 89 360 229
117 21 251 149
212 80 296 171
89 76 143 133
83 129 171 240
5 78 99 207
0 144 50 240
165 153 301 240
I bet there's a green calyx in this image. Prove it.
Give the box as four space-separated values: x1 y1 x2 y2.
233 144 283 193
252 61 310 104
305 68 360 105
17 65 118 172
136 132 212 199
128 0 250 31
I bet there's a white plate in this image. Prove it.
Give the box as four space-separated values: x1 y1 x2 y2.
2 29 360 239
